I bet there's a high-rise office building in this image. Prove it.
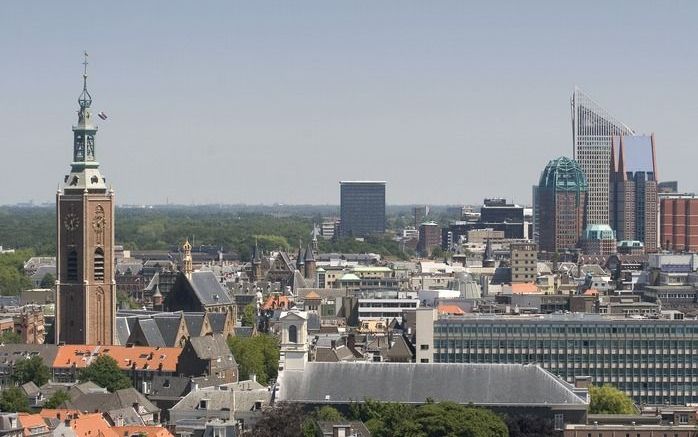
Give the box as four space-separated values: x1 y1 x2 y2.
571 88 633 226
536 157 587 253
56 56 116 345
609 134 659 252
339 181 386 237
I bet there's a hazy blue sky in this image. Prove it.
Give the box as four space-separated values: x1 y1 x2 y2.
2 1 697 205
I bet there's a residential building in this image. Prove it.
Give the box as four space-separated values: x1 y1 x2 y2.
510 242 537 283
536 157 588 253
339 181 386 237
56 58 116 345
572 88 634 226
660 193 698 252
609 134 659 252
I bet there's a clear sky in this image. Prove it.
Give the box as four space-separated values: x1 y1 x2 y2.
2 1 697 206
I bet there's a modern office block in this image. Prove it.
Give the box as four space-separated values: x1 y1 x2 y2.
427 314 698 405
339 181 386 237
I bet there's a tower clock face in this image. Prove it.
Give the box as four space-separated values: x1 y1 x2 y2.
64 213 80 231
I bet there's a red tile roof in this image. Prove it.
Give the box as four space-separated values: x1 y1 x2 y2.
437 304 465 316
53 345 181 372
17 414 49 437
71 413 118 437
113 426 174 437
510 283 539 294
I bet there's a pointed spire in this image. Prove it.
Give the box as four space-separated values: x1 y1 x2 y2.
252 237 261 264
483 238 495 268
296 241 305 269
304 243 315 262
78 51 92 111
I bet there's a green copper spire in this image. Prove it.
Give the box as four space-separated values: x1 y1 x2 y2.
64 51 106 193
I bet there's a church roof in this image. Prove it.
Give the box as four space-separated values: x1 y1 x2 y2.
152 317 183 347
187 271 234 306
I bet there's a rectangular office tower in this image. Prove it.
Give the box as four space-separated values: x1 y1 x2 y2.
572 88 634 226
339 181 386 237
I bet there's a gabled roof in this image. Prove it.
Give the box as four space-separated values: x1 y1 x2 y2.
278 362 587 407
71 413 118 437
187 334 237 369
133 319 166 347
186 271 234 306
17 414 49 437
183 313 207 337
206 312 228 334
153 317 185 347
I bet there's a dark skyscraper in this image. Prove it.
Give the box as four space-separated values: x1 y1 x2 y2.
536 157 587 253
339 181 386 237
609 134 658 252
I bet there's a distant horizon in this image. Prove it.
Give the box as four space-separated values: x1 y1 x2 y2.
2 2 697 205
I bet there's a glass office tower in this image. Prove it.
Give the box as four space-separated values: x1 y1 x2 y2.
339 181 386 237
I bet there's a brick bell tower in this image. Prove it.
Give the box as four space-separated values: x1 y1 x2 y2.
55 53 116 345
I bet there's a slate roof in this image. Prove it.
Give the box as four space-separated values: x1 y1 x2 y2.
183 314 206 337
207 313 227 334
278 362 588 407
21 381 40 398
64 388 159 415
188 334 237 369
234 327 254 337
135 319 166 347
315 346 356 363
153 317 184 347
188 271 234 306
0 344 59 367
317 421 371 437
115 318 131 346
170 381 270 415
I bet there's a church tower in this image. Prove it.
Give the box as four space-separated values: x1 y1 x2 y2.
56 53 116 345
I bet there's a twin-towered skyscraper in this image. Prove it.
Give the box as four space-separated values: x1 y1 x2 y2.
536 88 658 253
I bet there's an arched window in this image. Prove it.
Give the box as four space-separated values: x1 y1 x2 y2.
94 248 105 281
67 250 78 281
288 324 298 344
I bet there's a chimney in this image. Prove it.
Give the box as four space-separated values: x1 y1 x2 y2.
574 376 591 389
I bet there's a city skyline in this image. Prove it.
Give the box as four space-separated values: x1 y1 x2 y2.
2 1 698 205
